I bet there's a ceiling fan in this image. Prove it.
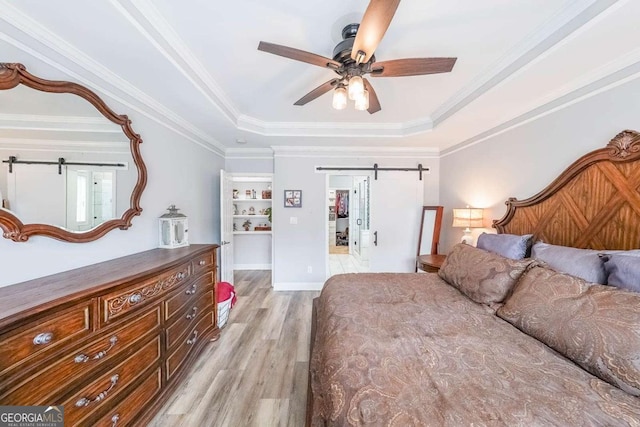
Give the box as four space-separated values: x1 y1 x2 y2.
257 0 457 114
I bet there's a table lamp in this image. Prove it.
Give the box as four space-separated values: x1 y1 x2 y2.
452 206 483 244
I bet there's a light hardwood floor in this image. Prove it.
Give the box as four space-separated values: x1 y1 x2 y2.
149 270 318 427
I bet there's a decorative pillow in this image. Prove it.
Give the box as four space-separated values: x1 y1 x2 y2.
476 232 533 260
531 242 607 284
603 253 640 292
497 266 640 396
438 243 536 305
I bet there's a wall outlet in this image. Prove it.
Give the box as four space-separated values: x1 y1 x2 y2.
290 217 298 225
307 265 312 273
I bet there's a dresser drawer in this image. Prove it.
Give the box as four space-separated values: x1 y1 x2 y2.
93 368 161 427
1 305 161 405
0 302 92 378
164 272 213 321
100 262 191 324
166 311 214 380
62 336 161 426
193 250 215 275
165 290 214 350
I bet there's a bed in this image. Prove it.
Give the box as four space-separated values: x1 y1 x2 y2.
308 130 640 426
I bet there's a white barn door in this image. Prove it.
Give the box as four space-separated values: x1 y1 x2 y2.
369 171 423 272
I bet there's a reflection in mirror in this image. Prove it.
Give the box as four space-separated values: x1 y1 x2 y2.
417 206 444 258
0 63 145 242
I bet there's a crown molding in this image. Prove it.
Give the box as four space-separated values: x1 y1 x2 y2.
0 0 227 158
237 114 434 138
224 147 274 159
0 137 130 153
0 113 121 133
441 53 640 157
431 0 619 128
108 0 239 124
271 145 439 158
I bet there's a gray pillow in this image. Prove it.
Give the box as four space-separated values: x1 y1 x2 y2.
476 233 533 260
531 242 607 284
603 252 640 292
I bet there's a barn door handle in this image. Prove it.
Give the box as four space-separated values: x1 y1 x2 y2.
373 231 378 246
356 219 362 226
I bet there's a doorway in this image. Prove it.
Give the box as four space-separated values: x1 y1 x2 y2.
327 175 370 275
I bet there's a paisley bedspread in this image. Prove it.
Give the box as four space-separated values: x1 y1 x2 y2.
309 273 640 426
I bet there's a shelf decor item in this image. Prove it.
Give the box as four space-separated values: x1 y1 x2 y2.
284 190 302 207
242 219 252 231
262 190 272 200
158 205 189 248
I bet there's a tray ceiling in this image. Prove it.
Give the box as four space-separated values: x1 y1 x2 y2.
1 0 638 154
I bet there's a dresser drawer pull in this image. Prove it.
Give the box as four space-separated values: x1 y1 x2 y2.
129 293 143 304
74 336 118 363
111 414 120 427
33 332 54 345
177 272 186 280
186 307 198 320
185 284 197 295
75 374 119 407
187 330 198 345
199 260 206 266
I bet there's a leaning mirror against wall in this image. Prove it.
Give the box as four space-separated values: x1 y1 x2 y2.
0 63 147 242
415 206 444 272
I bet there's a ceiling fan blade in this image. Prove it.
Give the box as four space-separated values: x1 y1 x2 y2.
258 41 342 70
370 57 457 77
363 78 381 114
351 0 401 64
294 79 340 106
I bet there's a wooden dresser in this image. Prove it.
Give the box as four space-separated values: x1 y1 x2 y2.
0 244 219 426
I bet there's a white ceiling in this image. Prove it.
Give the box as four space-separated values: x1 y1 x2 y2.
1 0 639 155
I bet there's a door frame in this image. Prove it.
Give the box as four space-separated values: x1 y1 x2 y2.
323 171 373 279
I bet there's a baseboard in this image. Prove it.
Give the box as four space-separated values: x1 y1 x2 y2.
233 264 272 270
273 282 324 291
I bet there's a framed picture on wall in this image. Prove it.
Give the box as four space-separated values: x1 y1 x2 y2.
284 190 302 207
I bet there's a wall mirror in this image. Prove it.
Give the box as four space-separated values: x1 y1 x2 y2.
0 63 146 242
417 205 443 256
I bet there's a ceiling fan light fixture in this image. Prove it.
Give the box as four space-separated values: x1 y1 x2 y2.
355 50 367 64
354 89 370 111
348 75 364 101
332 86 347 110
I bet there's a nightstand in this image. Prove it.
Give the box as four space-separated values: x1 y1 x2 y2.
417 254 447 273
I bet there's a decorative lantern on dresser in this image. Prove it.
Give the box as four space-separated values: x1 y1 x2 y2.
159 205 189 248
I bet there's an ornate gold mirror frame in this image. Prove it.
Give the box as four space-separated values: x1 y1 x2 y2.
0 63 147 242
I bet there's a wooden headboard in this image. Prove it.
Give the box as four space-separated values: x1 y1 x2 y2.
494 130 640 250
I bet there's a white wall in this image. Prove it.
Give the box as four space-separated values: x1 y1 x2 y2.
0 109 224 287
439 77 640 252
272 152 439 290
224 157 273 174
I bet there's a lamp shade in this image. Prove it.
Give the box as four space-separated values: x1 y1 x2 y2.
452 207 484 228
